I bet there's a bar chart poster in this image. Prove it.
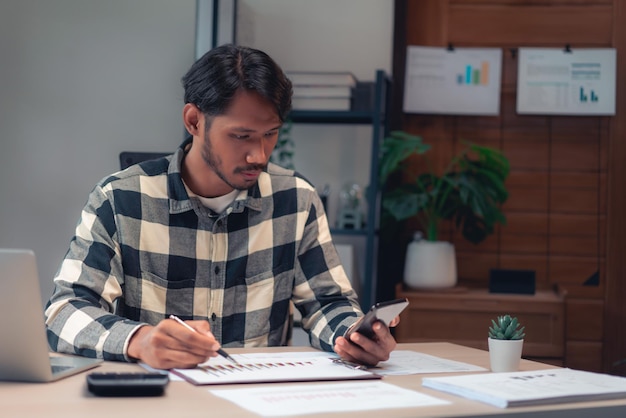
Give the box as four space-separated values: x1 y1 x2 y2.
517 48 616 115
403 46 502 115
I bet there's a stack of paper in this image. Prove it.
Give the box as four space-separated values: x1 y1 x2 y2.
422 368 626 408
286 71 357 111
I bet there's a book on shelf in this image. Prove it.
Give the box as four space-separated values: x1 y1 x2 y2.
291 96 351 111
286 71 358 87
351 81 376 111
422 368 626 408
292 85 352 98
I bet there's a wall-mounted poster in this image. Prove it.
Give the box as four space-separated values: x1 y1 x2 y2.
516 48 616 115
403 46 502 115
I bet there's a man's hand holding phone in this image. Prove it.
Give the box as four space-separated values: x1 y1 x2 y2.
334 298 408 367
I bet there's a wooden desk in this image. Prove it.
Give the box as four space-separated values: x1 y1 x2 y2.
2 343 625 417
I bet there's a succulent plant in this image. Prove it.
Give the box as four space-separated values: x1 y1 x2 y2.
488 314 525 340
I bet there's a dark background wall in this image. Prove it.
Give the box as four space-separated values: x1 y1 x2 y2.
383 0 626 374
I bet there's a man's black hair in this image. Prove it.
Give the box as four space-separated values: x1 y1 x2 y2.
182 44 292 122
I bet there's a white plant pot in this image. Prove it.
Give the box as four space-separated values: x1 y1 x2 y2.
403 239 457 289
488 338 524 372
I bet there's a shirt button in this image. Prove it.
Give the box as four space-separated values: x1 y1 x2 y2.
214 265 220 274
211 313 217 321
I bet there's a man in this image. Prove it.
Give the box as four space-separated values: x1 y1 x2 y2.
45 44 398 370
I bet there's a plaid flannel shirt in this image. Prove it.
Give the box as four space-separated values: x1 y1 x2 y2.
45 139 362 362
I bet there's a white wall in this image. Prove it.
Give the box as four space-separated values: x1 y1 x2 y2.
0 0 394 306
0 0 196 304
237 1 394 213
237 0 394 291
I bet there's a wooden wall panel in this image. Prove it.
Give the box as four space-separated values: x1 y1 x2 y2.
391 0 622 373
550 237 598 257
503 139 550 170
455 252 498 282
501 234 547 255
405 0 448 46
450 0 611 4
504 172 549 211
505 213 549 235
447 5 613 46
550 214 597 235
605 0 626 375
550 257 600 284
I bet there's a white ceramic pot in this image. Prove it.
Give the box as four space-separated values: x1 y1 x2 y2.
488 338 524 372
403 236 457 289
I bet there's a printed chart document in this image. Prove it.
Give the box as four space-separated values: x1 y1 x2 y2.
403 45 502 115
172 351 380 385
423 368 626 408
517 48 616 115
169 350 486 384
210 381 450 417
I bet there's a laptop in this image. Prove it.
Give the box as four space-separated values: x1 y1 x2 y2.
0 249 102 382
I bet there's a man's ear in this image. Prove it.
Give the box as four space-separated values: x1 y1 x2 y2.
183 103 203 136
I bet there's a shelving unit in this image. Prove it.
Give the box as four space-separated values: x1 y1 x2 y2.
288 70 391 310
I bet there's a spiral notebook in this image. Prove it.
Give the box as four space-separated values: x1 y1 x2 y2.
172 352 381 386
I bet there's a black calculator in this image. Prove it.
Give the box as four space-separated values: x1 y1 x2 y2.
86 372 169 396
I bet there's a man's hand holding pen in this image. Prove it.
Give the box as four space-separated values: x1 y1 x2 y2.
168 315 240 365
127 316 224 370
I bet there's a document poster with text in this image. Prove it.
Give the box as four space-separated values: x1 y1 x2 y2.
517 48 616 115
403 46 502 115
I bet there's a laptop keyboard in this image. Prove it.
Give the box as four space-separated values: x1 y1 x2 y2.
51 364 73 374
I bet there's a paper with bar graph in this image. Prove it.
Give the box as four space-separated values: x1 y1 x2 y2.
171 351 381 385
517 48 616 115
403 45 502 115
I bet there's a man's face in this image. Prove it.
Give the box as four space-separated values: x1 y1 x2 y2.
192 90 282 196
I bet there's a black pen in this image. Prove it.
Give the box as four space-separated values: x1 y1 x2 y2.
168 314 240 365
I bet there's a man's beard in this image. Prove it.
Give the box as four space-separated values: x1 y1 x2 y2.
201 132 266 191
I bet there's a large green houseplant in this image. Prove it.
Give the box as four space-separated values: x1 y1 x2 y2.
379 130 510 244
378 130 510 288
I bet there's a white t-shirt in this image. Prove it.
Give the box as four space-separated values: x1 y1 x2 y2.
184 183 239 214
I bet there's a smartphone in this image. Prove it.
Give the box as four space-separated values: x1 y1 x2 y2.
345 298 409 340
86 372 169 397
